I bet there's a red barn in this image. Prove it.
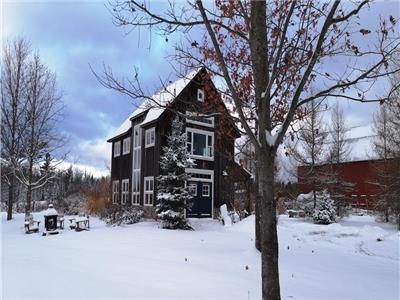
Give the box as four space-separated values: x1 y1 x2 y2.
297 159 393 210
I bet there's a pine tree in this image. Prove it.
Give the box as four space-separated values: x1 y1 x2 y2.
156 116 195 230
313 190 336 225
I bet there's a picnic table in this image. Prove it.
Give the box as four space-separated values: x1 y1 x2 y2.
69 216 90 231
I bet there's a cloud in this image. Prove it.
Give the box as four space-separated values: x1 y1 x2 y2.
3 0 398 177
2 1 180 175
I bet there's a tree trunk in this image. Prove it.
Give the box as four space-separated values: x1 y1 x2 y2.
255 166 261 251
25 159 34 215
7 175 15 220
258 152 281 300
313 189 317 209
26 184 32 216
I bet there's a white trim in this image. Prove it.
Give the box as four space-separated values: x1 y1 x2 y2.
112 180 119 204
122 138 131 155
132 125 141 205
197 89 205 102
189 183 197 196
145 127 155 148
121 179 129 204
202 183 210 197
186 111 214 128
113 141 121 157
144 176 154 206
185 168 214 217
186 128 214 161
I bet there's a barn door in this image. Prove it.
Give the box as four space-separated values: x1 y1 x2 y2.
187 181 212 218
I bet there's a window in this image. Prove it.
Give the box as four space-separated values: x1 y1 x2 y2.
189 183 197 196
197 89 205 102
113 141 121 157
202 183 210 197
145 127 155 148
112 180 119 204
186 128 214 160
144 177 154 206
123 138 130 154
186 111 214 128
132 125 141 205
190 173 212 180
121 179 129 204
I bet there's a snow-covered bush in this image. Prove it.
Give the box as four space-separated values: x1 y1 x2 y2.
156 117 195 230
229 211 241 223
218 204 241 226
63 192 87 215
313 190 336 225
296 192 315 217
104 207 144 226
220 204 232 227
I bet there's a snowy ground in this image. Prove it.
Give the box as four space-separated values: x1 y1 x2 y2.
1 212 399 300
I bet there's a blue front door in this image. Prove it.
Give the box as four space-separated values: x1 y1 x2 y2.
187 181 212 218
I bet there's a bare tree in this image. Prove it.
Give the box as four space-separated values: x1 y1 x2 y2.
287 99 328 208
0 38 31 220
327 103 351 164
372 105 391 221
372 70 400 228
326 103 353 216
16 52 64 215
97 1 400 298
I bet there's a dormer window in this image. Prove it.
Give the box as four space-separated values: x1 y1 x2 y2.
113 141 121 157
197 89 205 102
145 127 155 148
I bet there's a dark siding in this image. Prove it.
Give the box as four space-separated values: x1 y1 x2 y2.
109 69 240 216
110 130 132 206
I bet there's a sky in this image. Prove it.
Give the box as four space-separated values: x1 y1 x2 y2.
2 0 399 177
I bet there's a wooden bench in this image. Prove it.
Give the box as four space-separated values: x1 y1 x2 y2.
24 215 40 234
287 210 306 218
69 214 90 231
75 215 90 231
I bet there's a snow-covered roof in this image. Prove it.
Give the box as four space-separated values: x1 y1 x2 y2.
108 68 203 141
43 207 58 216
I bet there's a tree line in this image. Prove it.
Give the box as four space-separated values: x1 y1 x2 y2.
0 38 109 219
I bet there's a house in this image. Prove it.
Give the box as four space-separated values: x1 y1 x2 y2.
297 158 399 210
107 67 248 218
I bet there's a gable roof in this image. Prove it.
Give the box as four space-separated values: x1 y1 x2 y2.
107 67 203 142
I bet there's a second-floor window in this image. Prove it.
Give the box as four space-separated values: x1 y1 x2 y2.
145 127 155 148
123 138 130 155
114 141 121 157
186 128 214 160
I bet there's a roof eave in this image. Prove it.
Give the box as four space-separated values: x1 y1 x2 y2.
107 129 131 143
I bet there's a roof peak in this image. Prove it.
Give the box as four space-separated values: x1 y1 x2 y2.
107 67 204 142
